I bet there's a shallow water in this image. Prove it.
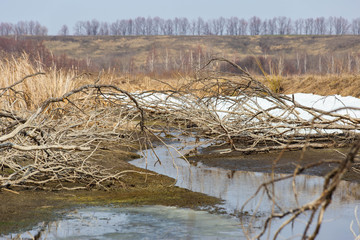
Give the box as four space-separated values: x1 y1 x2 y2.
130 136 360 239
6 136 360 239
6 206 243 240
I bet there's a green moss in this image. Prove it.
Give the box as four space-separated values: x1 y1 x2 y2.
0 180 220 235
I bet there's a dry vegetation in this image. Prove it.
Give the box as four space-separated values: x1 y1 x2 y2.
38 35 360 98
1 35 360 239
0 55 146 191
4 54 358 192
40 35 360 62
281 74 360 97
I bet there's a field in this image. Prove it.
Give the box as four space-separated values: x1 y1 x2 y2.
37 35 360 62
24 35 360 97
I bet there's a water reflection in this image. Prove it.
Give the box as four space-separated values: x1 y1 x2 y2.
130 137 360 239
6 137 360 239
6 206 244 240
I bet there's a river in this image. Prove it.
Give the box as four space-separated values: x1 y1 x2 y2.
5 135 360 239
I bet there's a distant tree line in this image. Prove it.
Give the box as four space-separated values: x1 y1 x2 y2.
1 35 360 77
1 16 360 36
68 16 360 36
0 21 48 36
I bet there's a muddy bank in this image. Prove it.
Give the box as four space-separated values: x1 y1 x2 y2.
0 180 220 235
191 145 360 183
0 144 220 235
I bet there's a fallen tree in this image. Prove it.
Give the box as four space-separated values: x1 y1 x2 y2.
2 59 360 239
0 74 149 191
132 58 360 154
130 58 360 239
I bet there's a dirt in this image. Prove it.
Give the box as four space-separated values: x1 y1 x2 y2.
2 136 360 236
0 144 220 235
190 145 360 183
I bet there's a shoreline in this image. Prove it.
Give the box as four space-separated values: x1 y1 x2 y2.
0 147 220 235
190 145 360 183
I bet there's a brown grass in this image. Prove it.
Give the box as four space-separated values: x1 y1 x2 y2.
0 54 80 110
0 55 193 110
39 35 360 61
279 74 360 97
1 54 360 113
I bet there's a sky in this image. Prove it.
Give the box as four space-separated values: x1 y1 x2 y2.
1 0 359 35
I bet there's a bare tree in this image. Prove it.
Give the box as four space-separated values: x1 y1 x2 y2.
196 17 205 35
109 20 120 35
173 17 180 35
314 17 327 35
294 18 304 35
261 20 268 35
189 19 197 35
90 19 100 35
328 16 335 35
249 16 262 35
238 18 248 35
110 20 128 35
226 17 238 35
3 16 360 37
152 16 162 35
21 20 48 36
217 17 226 35
163 19 174 35
98 22 109 35
334 16 350 35
73 21 86 35
268 18 277 35
277 17 292 35
145 17 153 35
14 21 28 35
210 19 220 35
58 24 69 36
27 20 36 35
178 17 189 35
304 18 314 35
134 17 146 35
202 22 211 35
351 18 360 35
35 26 48 36
0 22 14 35
84 21 92 35
127 19 133 35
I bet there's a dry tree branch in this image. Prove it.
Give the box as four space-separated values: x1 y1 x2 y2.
238 140 360 240
0 79 152 191
0 72 45 97
0 142 90 151
151 58 360 239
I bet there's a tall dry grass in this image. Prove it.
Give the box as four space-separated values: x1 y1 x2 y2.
2 54 360 115
0 54 80 110
280 74 360 97
0 54 194 112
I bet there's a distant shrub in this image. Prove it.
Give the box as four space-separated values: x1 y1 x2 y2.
0 37 90 71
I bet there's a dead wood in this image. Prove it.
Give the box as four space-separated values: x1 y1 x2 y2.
2 60 360 239
1 78 150 191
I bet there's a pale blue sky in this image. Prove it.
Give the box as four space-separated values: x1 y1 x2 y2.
1 0 359 35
